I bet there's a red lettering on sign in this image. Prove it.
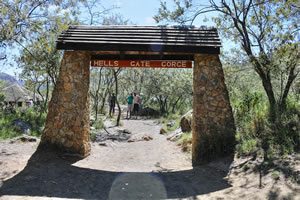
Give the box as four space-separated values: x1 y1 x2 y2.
91 60 192 68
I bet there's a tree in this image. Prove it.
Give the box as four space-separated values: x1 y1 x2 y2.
90 67 115 119
112 68 122 126
0 0 83 59
154 0 299 119
17 12 75 113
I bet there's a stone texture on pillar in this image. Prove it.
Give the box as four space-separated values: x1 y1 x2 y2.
192 54 235 165
40 51 91 157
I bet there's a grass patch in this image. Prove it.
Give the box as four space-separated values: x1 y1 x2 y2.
93 119 105 130
177 132 192 152
156 113 182 133
90 131 96 142
234 94 299 159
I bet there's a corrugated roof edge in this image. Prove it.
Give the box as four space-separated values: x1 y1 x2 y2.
68 25 217 30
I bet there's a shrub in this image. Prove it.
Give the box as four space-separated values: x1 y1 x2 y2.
93 119 105 130
178 132 192 152
234 94 299 158
0 108 47 140
90 131 96 142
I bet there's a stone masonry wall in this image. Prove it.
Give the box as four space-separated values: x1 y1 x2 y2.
40 51 91 157
192 54 236 165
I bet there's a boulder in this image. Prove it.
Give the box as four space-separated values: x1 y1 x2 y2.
167 121 175 127
12 118 31 135
139 106 160 117
180 110 192 132
122 129 132 134
160 128 167 135
9 135 37 143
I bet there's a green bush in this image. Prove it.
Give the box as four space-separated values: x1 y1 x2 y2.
177 132 192 152
0 108 47 140
93 119 105 130
234 93 300 158
90 131 96 142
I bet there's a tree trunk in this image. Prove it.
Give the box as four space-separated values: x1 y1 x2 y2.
112 68 121 126
252 60 277 121
279 64 298 111
259 73 277 118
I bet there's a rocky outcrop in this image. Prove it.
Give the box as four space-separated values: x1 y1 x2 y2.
139 106 160 117
12 118 31 135
180 110 192 132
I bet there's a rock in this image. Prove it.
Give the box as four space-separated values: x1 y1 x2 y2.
139 106 160 117
160 128 167 135
167 129 184 141
123 129 131 134
11 118 31 135
9 135 37 143
128 136 153 142
180 110 192 132
167 122 175 127
142 136 153 141
99 142 107 147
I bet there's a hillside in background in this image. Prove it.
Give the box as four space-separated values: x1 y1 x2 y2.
0 72 21 85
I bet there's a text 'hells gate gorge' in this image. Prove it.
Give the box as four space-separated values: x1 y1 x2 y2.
91 60 193 68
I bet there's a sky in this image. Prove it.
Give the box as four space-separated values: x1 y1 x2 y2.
1 0 216 77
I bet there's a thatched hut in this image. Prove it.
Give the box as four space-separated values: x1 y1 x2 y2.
1 84 40 107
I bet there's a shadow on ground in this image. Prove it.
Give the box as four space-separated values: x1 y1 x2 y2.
0 147 233 199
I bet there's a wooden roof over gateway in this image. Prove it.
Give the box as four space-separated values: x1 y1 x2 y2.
56 25 221 54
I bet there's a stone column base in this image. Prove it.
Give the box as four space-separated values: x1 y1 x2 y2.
192 54 236 165
40 51 91 157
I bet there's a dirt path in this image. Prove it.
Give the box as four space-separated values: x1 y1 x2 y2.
0 119 299 200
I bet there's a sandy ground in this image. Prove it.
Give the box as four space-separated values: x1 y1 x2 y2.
0 118 299 200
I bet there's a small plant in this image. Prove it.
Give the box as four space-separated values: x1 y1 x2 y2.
243 164 250 171
93 119 105 130
178 132 192 152
90 131 96 142
235 136 258 157
272 171 280 180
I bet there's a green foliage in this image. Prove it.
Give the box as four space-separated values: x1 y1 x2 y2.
236 137 258 157
272 171 280 180
0 92 5 102
0 108 46 140
23 108 47 137
155 0 299 120
93 119 105 130
0 79 9 90
235 94 299 157
90 131 96 142
177 132 192 152
156 112 182 132
243 164 250 171
0 113 20 139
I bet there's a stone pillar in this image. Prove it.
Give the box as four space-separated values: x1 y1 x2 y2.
192 54 235 165
40 51 91 157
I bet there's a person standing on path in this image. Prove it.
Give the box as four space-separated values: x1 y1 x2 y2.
127 93 134 119
109 93 116 117
133 93 140 119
